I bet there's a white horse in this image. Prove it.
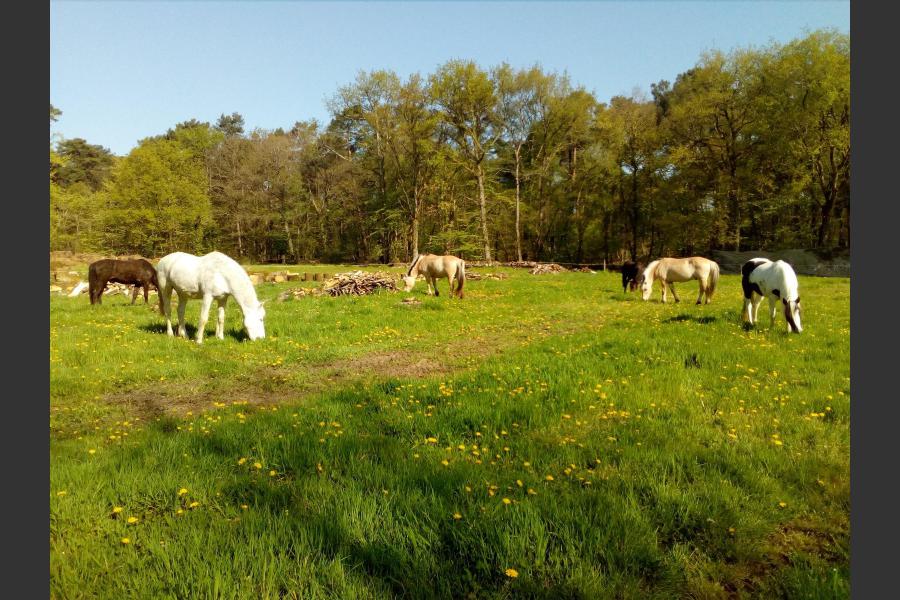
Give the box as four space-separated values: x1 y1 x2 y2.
156 251 266 344
640 256 720 304
741 258 802 333
402 254 466 298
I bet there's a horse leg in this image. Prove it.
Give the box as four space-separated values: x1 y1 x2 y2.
216 297 227 340
447 274 454 298
696 278 707 305
433 277 439 297
130 285 139 305
143 284 149 304
661 282 667 303
162 287 174 336
196 294 213 344
669 283 680 303
742 298 752 324
177 294 189 338
767 297 777 328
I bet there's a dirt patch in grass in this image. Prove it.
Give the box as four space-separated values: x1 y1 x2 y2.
103 350 461 421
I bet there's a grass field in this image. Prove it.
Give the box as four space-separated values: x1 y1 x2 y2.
49 265 850 599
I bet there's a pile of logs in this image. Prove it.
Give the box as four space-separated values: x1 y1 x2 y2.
465 272 508 281
572 266 596 273
530 263 568 275
248 271 328 285
323 271 398 296
506 260 539 269
277 287 320 301
52 281 156 297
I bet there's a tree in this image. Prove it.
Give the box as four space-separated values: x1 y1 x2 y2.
53 138 116 192
105 137 211 255
431 60 502 262
216 112 246 137
50 104 61 123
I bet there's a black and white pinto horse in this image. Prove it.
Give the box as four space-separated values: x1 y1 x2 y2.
741 258 802 333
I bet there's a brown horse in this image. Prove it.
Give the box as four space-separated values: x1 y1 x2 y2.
88 258 159 305
621 260 643 293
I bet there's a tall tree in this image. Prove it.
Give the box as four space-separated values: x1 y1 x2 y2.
53 138 116 192
431 60 502 262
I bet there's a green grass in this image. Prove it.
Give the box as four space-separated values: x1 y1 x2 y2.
50 266 850 599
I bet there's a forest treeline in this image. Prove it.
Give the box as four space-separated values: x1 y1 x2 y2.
49 30 849 264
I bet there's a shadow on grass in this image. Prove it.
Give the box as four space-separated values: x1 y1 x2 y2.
663 314 718 325
139 322 248 341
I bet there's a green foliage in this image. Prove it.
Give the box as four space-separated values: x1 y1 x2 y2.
48 30 850 262
103 137 211 256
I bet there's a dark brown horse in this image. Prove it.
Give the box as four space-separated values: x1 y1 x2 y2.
88 258 159 305
621 260 643 293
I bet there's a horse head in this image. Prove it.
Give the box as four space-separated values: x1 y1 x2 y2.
783 297 802 333
244 301 266 340
402 275 417 292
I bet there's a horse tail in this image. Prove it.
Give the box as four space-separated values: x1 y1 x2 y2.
456 260 465 299
707 261 720 300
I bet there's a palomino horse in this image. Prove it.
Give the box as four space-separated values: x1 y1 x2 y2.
621 260 643 293
156 251 266 344
402 254 466 298
88 258 159 305
640 257 719 304
741 258 802 333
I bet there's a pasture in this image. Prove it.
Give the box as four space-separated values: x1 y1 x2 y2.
50 266 850 599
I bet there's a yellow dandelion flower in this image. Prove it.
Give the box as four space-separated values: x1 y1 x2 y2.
56 491 67 497
253 462 262 469
441 460 449 466
112 506 123 514
121 537 130 545
176 509 184 515
189 501 200 508
269 470 277 476
237 458 247 465
502 498 511 505
545 475 554 481
453 512 462 520
178 488 188 496
778 501 787 508
527 488 537 495
241 504 249 510
504 568 519 578
126 516 138 524
516 480 523 487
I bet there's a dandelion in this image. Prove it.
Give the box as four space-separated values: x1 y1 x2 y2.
453 512 462 520
504 568 519 578
88 449 96 455
253 462 262 469
502 498 511 505
121 537 130 545
545 475 554 481
527 488 537 495
112 506 123 514
241 504 249 510
269 470 277 477
56 491 67 497
178 488 188 496
441 460 449 466
126 516 139 524
237 458 247 465
189 501 200 509
778 501 787 508
516 480 523 487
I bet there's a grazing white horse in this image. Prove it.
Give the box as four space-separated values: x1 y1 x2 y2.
402 254 466 298
156 251 266 344
640 257 720 304
741 258 802 333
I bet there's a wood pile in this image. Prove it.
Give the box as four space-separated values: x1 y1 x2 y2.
323 271 398 296
465 272 508 281
530 263 568 275
506 260 539 269
573 267 596 273
277 287 321 301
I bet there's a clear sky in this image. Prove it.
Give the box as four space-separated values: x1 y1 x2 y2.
50 1 850 156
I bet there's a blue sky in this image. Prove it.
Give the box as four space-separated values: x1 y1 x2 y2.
50 1 850 155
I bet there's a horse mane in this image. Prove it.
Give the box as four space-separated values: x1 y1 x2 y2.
406 254 422 276
643 260 660 282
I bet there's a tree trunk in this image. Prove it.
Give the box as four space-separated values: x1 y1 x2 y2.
476 165 492 262
514 145 523 262
284 220 295 260
411 211 420 259
236 219 243 256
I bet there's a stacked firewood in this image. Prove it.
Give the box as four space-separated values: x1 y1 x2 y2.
322 271 398 296
505 261 539 269
277 287 321 301
572 266 596 273
465 272 508 281
530 263 568 275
